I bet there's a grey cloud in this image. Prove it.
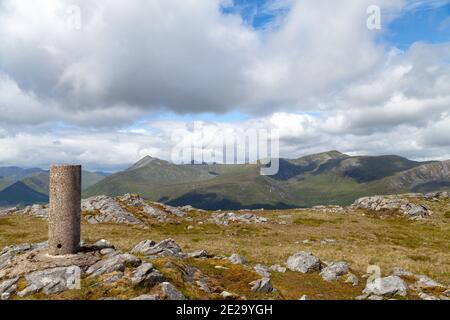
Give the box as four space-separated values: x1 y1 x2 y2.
0 0 449 168
0 0 406 126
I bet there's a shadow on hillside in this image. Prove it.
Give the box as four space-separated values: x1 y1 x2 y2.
165 192 297 211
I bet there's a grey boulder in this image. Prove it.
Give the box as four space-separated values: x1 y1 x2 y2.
0 277 19 300
160 282 186 300
286 252 321 273
254 264 271 278
249 278 274 293
131 239 185 258
320 261 349 281
363 275 408 297
187 250 209 259
17 266 81 297
131 263 165 287
228 254 248 265
86 253 141 277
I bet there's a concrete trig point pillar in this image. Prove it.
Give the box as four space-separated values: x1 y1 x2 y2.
48 165 81 256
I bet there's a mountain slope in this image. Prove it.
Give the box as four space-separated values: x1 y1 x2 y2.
21 170 109 195
0 181 48 206
0 179 11 191
313 155 426 182
388 160 450 192
0 167 45 182
84 151 450 209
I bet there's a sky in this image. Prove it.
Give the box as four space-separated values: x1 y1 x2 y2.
0 0 449 171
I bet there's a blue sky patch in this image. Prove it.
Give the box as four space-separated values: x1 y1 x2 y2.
221 0 291 30
383 2 450 50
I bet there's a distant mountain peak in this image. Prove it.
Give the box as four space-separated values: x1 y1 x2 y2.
0 180 48 206
127 155 168 171
325 150 347 157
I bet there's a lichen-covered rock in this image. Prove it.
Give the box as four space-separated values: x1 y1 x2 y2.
418 292 440 300
0 242 48 270
392 267 413 277
424 191 449 200
93 239 115 250
211 212 268 225
17 266 81 297
0 205 49 219
320 261 349 281
131 239 185 258
249 278 273 293
228 254 248 265
187 250 209 259
86 253 141 277
287 252 321 273
118 194 168 220
16 205 49 218
159 204 186 217
82 195 144 225
160 282 186 300
131 263 153 285
131 263 165 287
414 274 446 290
345 273 359 286
269 264 286 273
254 264 271 278
0 277 19 300
363 275 408 297
0 207 19 216
367 294 384 300
352 195 431 218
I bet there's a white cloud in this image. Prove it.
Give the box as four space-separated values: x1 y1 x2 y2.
0 0 449 168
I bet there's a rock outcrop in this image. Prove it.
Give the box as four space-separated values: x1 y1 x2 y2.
131 263 166 287
131 239 186 258
86 253 141 277
352 195 432 218
211 212 268 225
18 266 81 297
82 195 144 225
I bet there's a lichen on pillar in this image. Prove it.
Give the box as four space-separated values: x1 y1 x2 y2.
48 165 81 256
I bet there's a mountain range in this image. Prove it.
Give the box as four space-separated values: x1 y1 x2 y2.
2 151 449 210
84 151 450 210
0 168 108 207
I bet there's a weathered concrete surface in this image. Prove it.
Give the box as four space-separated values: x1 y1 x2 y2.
48 165 82 255
0 247 102 279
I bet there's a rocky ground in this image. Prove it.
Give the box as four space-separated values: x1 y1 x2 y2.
0 191 449 300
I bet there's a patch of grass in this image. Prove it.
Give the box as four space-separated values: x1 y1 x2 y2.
0 216 48 247
271 271 363 300
444 211 450 219
185 258 280 299
293 217 328 227
408 255 432 262
421 286 447 296
0 219 15 226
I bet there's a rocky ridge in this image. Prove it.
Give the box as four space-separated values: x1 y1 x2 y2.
1 192 447 227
